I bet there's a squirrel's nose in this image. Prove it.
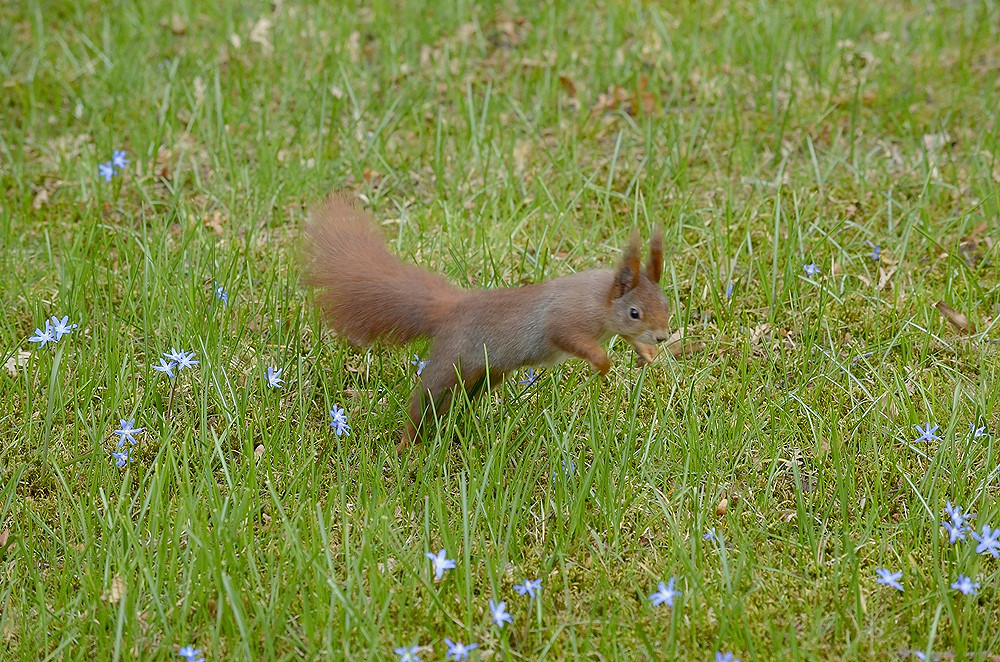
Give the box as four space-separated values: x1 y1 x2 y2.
655 335 668 343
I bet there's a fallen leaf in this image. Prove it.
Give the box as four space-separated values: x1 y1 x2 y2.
593 84 630 114
558 73 577 98
254 444 265 460
716 496 728 516
32 187 50 210
166 13 187 35
934 301 974 333
202 210 225 234
249 15 273 56
101 574 125 604
3 350 31 377
0 528 10 551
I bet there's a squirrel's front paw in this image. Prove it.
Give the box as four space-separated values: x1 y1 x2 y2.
633 342 658 366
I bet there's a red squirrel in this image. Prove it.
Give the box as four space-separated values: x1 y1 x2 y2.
305 194 671 445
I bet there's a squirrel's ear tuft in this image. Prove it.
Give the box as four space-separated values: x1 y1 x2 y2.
645 227 663 283
611 234 641 299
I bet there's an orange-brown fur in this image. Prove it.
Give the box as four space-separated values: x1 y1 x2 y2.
305 194 671 445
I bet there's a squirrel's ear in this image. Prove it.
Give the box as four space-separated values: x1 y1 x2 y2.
611 234 641 299
645 227 663 283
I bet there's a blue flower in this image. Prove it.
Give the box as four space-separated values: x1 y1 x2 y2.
28 322 56 348
970 524 1000 558
112 150 129 170
411 354 428 376
266 367 284 389
177 646 205 662
489 598 513 628
519 367 540 386
113 419 143 447
215 284 228 304
49 315 79 341
329 405 351 437
164 348 199 371
875 568 903 592
941 520 968 544
514 578 542 598
803 263 821 276
968 423 988 438
951 574 979 596
703 528 717 541
725 282 734 299
943 501 975 527
913 423 941 443
866 242 882 262
112 448 130 467
153 358 177 378
425 548 456 581
394 645 420 662
648 577 681 607
444 638 478 661
716 653 741 662
98 162 115 182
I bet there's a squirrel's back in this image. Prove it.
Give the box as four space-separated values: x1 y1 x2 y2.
305 195 459 345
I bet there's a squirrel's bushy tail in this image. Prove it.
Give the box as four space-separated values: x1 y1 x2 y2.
305 194 458 345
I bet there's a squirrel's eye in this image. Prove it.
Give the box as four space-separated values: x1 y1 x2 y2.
629 308 641 320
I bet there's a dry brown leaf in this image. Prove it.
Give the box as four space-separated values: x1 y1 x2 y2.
165 13 187 35
202 211 225 234
0 528 10 550
32 187 50 210
558 74 577 98
249 15 274 56
593 84 630 114
254 444 265 460
934 301 974 333
4 350 31 378
101 574 125 604
716 496 728 516
877 265 897 290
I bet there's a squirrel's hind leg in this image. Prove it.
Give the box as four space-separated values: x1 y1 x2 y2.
399 361 500 449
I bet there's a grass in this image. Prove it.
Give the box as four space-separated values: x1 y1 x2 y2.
2 0 999 659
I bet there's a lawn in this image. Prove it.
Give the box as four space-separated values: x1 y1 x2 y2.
1 1 999 660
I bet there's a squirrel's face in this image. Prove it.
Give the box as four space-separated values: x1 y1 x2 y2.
607 229 671 364
609 275 671 362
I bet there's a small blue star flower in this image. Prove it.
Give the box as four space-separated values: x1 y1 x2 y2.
28 322 56 348
112 150 129 170
913 423 941 443
163 348 198 370
716 652 741 662
215 284 228 304
98 162 115 182
329 405 351 437
968 423 988 438
941 520 968 544
951 574 979 596
411 354 428 376
113 419 143 447
394 645 420 662
266 366 284 389
649 577 681 607
875 568 903 592
803 263 821 276
49 315 79 341
444 638 478 661
944 501 975 528
153 358 177 378
866 242 882 262
177 646 205 662
425 548 456 581
725 281 734 299
514 578 542 598
489 598 513 628
112 448 130 467
970 524 1000 558
703 528 718 541
519 367 540 386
